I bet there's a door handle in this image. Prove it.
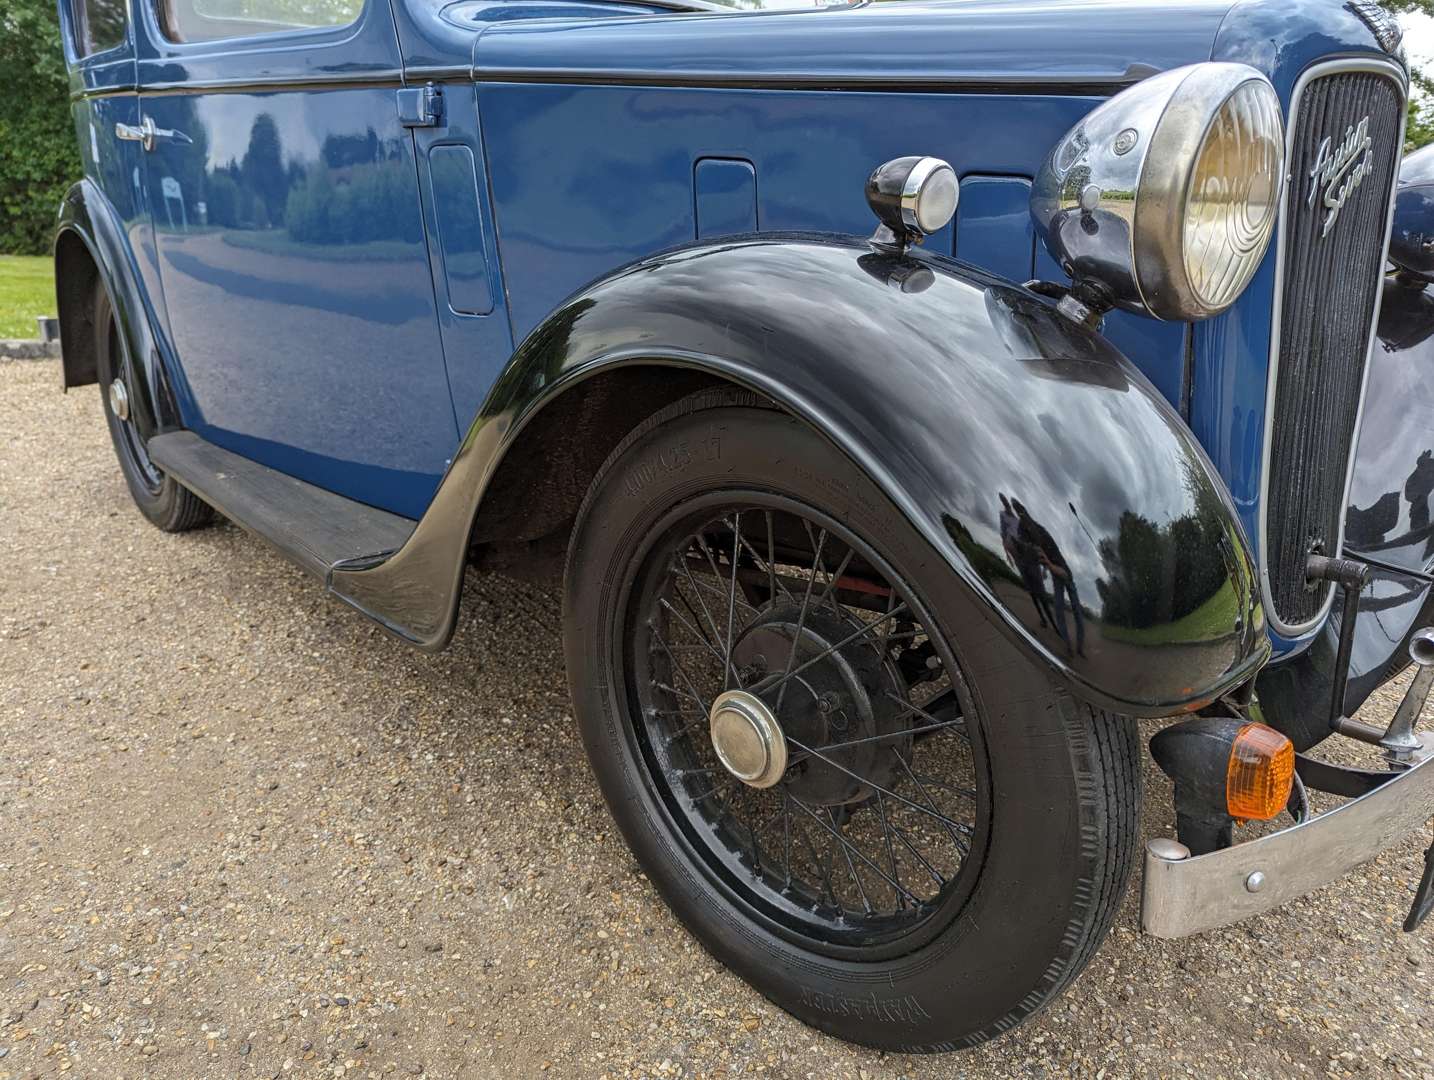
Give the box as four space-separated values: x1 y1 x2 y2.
114 116 192 152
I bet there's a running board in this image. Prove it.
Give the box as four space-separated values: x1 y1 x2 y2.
147 431 416 580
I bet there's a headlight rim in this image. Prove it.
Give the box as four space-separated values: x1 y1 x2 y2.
1133 65 1286 321
1032 61 1286 324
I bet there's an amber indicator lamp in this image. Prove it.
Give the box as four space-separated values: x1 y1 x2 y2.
1150 715 1294 854
1226 722 1295 821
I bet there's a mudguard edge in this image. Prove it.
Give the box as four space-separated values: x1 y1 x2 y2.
329 234 1268 716
53 179 182 438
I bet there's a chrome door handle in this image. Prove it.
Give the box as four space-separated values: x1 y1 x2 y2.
114 118 154 150
113 116 192 152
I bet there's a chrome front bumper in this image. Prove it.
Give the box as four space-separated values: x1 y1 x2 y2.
1142 747 1434 937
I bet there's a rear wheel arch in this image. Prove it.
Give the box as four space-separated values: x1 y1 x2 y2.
54 228 102 390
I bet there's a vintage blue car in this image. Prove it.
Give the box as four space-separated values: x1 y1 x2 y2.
52 0 1434 1050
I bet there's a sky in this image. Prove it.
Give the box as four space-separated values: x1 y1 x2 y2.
1406 11 1434 89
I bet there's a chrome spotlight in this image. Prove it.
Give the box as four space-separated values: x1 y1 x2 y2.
866 155 959 251
1031 63 1285 321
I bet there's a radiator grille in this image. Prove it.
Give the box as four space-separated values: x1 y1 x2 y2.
1265 67 1403 628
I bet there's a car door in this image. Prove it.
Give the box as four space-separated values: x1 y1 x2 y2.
61 0 177 339
131 0 459 519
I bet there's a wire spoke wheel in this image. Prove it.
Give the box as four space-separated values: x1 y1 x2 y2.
92 284 212 534
102 313 164 495
569 393 1139 1048
621 495 988 953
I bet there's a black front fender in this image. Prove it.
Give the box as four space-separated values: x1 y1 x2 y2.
331 235 1266 716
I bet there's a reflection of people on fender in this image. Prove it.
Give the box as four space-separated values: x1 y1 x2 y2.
1012 499 1086 658
1407 449 1434 536
1000 493 1053 629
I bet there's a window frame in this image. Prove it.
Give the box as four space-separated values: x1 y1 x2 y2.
153 0 368 48
69 0 131 60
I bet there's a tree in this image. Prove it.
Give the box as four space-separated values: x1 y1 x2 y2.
1389 0 1434 149
241 113 287 227
0 0 82 254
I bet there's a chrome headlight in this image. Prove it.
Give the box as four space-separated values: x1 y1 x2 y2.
1032 63 1284 321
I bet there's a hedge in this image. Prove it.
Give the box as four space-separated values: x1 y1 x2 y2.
1 0 80 255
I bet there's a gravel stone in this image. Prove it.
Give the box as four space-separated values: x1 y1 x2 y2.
4 356 1434 1078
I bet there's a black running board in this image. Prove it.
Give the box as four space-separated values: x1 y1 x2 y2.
148 431 417 580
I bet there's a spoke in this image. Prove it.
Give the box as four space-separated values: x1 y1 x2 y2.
652 623 713 715
741 792 763 874
887 814 947 888
723 511 743 690
785 734 970 835
651 703 703 719
789 797 923 908
877 587 900 650
674 584 721 651
781 790 794 887
875 791 906 910
653 680 707 712
828 807 874 915
679 560 762 617
892 748 971 854
882 690 968 741
911 773 977 800
764 510 794 603
877 694 957 728
762 604 908 700
659 597 730 673
674 548 727 660
688 774 742 806
732 511 787 606
787 716 965 764
815 545 856 614
689 532 746 690
774 527 827 713
798 813 839 905
663 715 709 744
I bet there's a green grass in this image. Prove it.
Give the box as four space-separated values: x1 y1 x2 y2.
0 255 56 340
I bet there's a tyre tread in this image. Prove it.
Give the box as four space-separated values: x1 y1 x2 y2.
953 697 1139 1048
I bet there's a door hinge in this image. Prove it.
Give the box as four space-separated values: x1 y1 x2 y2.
396 82 445 129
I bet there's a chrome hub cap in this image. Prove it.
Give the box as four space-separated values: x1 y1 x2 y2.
108 378 130 422
709 690 788 789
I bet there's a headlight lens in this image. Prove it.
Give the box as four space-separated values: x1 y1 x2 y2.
1182 80 1283 312
907 160 959 235
1031 63 1285 322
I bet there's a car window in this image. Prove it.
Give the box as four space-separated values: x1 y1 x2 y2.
159 0 363 43
72 0 127 56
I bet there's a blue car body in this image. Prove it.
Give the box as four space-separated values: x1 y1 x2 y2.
52 0 1426 732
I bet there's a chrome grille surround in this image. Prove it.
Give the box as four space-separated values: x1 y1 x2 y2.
1258 57 1407 637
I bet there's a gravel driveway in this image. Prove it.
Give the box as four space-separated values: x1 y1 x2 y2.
3 356 1434 1080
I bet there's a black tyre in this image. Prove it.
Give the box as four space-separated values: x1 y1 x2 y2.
94 286 212 533
564 388 1140 1050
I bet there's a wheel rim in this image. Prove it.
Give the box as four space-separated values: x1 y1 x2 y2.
619 492 989 957
102 312 163 495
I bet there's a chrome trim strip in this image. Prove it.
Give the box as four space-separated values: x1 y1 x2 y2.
74 71 404 100
472 69 1138 96
1141 740 1434 937
1257 56 1407 639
